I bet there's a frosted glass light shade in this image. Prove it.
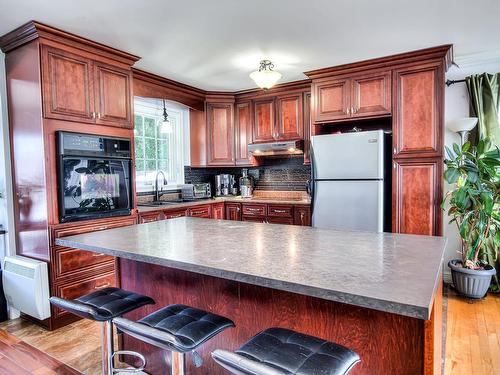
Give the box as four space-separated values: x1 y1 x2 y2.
159 119 172 134
447 117 478 133
250 67 282 89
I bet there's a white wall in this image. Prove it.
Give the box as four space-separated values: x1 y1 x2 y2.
443 55 500 281
0 52 15 260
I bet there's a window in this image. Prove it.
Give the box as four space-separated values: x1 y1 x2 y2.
134 97 188 192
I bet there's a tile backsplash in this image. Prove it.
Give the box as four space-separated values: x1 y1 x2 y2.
184 156 311 191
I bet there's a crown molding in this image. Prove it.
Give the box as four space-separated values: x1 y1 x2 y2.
453 49 500 69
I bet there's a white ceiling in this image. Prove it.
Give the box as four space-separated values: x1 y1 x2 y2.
1 0 499 91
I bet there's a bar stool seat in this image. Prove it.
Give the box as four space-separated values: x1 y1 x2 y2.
212 327 360 375
114 304 235 374
50 287 155 375
50 287 155 321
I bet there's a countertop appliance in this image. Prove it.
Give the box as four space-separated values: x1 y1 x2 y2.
215 174 237 196
181 183 211 200
310 130 391 232
239 169 254 198
57 131 132 223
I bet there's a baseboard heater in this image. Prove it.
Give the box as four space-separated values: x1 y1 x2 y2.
2 256 51 320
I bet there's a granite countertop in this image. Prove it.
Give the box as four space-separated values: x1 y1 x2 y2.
137 196 311 213
57 218 445 320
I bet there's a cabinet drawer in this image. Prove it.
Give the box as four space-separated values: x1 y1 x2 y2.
242 204 266 216
53 246 114 280
267 217 294 225
51 216 136 245
164 210 186 220
187 205 212 218
242 216 267 223
139 212 163 223
267 205 293 218
52 271 116 318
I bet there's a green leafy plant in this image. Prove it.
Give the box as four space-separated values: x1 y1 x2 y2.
442 139 500 269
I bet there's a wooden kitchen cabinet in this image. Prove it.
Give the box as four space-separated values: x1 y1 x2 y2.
41 45 133 128
276 93 303 140
235 101 253 165
393 62 443 158
41 45 95 123
312 77 350 123
138 211 163 223
212 203 225 219
253 98 276 143
311 70 391 124
351 71 391 118
187 204 212 218
294 206 311 226
392 158 441 236
225 203 241 221
94 62 132 127
206 102 235 166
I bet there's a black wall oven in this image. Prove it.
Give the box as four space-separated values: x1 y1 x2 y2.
57 131 133 223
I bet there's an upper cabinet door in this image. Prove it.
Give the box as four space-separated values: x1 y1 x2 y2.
393 62 443 158
276 93 303 141
94 63 132 128
41 46 95 123
312 78 350 123
207 102 235 166
351 71 391 118
253 98 276 143
235 101 253 165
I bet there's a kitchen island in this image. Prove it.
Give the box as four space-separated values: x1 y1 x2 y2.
56 217 446 375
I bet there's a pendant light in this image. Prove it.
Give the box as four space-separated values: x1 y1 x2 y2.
159 99 172 134
249 60 282 89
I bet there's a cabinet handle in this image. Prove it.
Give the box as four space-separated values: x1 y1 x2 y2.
97 112 101 119
247 208 261 212
91 112 96 119
95 226 108 231
346 107 350 115
92 253 107 257
393 147 397 155
169 214 183 219
94 282 111 290
191 210 207 215
236 207 240 212
273 209 288 213
300 212 305 225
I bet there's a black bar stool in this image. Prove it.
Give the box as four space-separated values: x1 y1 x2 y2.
50 287 155 375
212 327 360 375
113 304 234 375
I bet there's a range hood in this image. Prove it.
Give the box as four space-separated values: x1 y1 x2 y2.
248 140 303 157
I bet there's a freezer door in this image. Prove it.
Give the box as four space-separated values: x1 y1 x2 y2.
311 130 385 179
312 180 384 232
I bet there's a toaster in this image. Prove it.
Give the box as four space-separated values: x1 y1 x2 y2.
181 183 211 200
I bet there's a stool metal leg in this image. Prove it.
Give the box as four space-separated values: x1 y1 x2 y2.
171 352 185 375
101 321 114 375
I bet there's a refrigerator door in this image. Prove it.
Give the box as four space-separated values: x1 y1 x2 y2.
312 180 384 232
311 130 385 179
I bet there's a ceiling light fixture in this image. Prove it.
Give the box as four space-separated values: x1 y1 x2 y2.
250 60 282 90
159 99 172 134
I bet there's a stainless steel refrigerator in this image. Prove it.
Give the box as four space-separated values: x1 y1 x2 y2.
310 130 391 232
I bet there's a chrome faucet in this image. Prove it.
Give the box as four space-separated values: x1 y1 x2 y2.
154 170 167 201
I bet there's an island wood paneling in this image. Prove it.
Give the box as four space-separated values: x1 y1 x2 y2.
119 259 427 375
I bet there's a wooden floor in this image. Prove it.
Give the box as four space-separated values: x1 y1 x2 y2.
0 329 80 374
444 289 500 375
0 286 498 374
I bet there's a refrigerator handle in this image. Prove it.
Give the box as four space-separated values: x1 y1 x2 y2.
308 145 316 215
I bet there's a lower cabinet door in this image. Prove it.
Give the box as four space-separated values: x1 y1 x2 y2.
53 270 117 318
294 206 311 226
393 158 442 235
212 203 225 219
225 203 241 221
53 246 114 280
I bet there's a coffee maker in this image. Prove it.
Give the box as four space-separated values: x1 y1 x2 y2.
215 174 237 196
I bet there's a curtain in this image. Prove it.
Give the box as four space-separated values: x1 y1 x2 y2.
466 72 500 292
466 73 500 147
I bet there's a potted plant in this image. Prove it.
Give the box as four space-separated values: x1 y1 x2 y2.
442 139 500 299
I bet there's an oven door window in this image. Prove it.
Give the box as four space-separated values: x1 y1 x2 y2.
61 158 131 219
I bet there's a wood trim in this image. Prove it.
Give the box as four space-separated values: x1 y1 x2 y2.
0 21 140 65
233 79 311 99
132 68 206 111
305 45 453 79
